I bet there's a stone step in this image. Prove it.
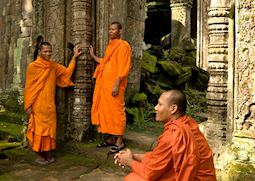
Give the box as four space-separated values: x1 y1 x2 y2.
124 130 158 152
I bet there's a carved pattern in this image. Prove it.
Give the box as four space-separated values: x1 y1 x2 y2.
206 2 229 149
235 1 255 137
170 0 192 8
69 0 93 141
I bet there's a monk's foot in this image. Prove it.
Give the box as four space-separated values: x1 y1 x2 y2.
47 157 56 163
35 158 49 165
97 141 116 147
110 143 125 153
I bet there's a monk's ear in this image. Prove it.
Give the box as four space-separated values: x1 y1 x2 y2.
170 104 178 114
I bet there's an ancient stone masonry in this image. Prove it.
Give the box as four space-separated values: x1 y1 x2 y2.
232 0 255 164
95 0 128 57
0 0 32 90
95 0 146 98
196 0 210 70
70 0 93 141
170 0 193 47
206 0 230 156
125 0 146 97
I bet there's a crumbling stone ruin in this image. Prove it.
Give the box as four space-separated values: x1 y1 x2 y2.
0 0 254 179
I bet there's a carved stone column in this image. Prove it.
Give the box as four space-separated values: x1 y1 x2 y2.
170 0 193 47
196 0 210 70
70 0 93 141
206 0 230 155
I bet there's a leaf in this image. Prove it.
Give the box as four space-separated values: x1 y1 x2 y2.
158 61 182 76
142 51 157 73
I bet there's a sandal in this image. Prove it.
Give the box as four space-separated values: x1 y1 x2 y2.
35 158 49 165
97 141 115 147
47 157 56 163
110 144 125 153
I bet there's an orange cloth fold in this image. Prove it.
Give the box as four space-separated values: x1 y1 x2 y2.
125 115 217 181
91 39 131 135
24 57 75 152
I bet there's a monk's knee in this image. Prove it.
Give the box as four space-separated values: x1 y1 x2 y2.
124 172 146 181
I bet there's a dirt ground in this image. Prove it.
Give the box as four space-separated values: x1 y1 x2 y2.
0 131 157 181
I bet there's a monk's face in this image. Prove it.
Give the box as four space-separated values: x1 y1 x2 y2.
108 24 121 39
154 92 177 122
40 45 52 61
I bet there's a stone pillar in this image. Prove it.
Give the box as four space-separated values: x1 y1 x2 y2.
95 0 128 57
20 0 33 88
170 0 193 47
206 0 230 156
44 0 68 144
70 0 93 141
196 0 210 70
125 0 146 97
231 0 255 164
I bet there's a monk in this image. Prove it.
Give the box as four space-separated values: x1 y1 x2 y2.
89 21 131 153
114 90 217 181
24 42 82 165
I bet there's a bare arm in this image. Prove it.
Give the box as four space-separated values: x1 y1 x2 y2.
133 153 145 162
89 45 100 63
72 45 83 60
112 78 122 97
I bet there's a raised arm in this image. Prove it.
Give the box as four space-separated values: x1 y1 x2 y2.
89 45 101 63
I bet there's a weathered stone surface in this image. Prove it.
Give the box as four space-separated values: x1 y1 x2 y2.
125 0 146 98
196 0 210 70
231 0 255 165
170 0 193 47
206 1 230 157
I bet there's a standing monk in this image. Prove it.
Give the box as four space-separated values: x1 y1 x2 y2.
24 42 82 165
114 90 217 181
89 22 131 153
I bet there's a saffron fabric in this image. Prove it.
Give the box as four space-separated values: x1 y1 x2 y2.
91 39 131 135
24 57 75 152
125 115 217 181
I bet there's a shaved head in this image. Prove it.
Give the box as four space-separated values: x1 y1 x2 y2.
164 89 187 114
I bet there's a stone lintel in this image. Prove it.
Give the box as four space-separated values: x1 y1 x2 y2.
170 0 193 8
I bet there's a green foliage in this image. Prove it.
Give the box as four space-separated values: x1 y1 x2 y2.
158 61 182 75
184 88 207 123
142 51 157 73
126 93 156 128
0 111 26 140
0 90 23 112
163 47 185 63
132 92 147 105
126 45 209 129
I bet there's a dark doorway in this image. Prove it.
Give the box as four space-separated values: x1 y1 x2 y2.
144 0 171 45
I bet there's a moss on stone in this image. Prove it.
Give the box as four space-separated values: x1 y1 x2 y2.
221 162 255 181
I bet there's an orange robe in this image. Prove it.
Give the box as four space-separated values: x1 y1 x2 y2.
125 115 217 181
91 39 131 135
24 57 76 152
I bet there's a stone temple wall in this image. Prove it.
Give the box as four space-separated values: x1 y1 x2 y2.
0 0 32 90
0 0 145 142
232 0 255 164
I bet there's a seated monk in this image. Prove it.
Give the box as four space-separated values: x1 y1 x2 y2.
114 89 217 181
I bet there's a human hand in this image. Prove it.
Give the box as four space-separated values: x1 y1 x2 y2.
25 107 32 115
114 149 133 167
112 85 119 97
73 45 82 58
89 45 94 56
